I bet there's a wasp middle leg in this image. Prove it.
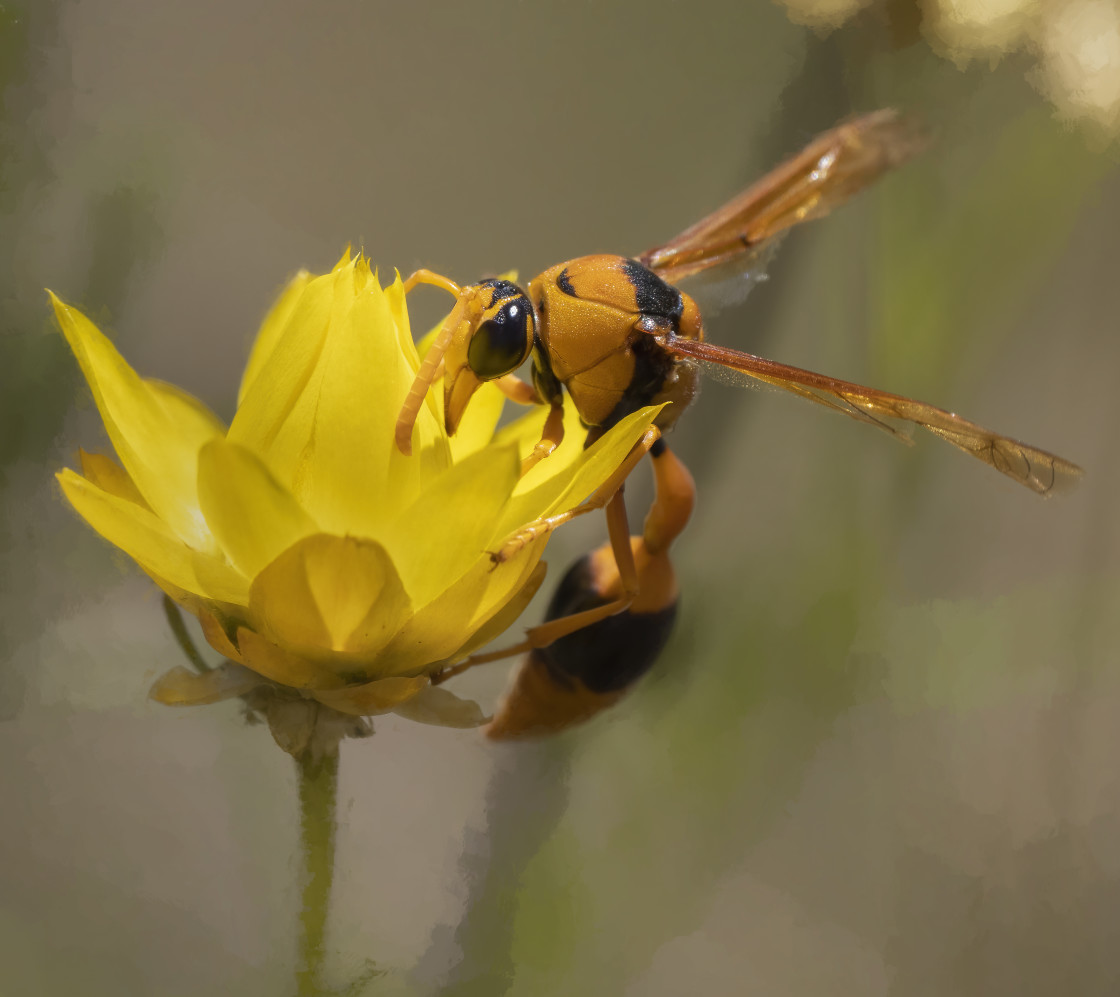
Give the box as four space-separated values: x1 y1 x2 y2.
485 439 696 738
490 424 662 565
433 482 643 684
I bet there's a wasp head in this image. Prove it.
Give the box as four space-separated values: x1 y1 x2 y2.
444 279 535 434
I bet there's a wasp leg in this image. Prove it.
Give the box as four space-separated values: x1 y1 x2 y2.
434 440 694 693
431 487 640 685
457 489 642 664
395 279 487 455
491 425 661 564
491 374 559 476
519 401 565 477
429 568 632 684
436 439 694 685
494 373 541 406
402 268 461 298
485 442 696 738
638 440 695 557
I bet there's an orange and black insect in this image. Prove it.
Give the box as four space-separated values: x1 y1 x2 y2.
394 110 1084 739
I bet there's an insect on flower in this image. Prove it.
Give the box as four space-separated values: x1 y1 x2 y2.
51 254 668 755
393 109 1084 739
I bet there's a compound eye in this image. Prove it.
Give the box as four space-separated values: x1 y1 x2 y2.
467 299 532 379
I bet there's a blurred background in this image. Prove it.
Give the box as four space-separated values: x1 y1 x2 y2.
3 1 1119 994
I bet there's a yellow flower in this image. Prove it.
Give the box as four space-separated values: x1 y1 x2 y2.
53 252 658 749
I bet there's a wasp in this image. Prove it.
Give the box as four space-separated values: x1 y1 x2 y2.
394 110 1083 739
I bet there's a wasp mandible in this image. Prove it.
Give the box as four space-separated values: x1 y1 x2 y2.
394 110 1084 738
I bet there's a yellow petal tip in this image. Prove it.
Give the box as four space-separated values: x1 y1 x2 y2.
332 246 353 271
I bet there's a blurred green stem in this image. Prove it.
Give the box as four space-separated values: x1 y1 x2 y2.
162 595 340 992
161 595 211 673
295 750 339 997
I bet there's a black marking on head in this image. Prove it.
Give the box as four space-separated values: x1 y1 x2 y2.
477 277 523 305
621 258 683 323
556 267 577 297
538 554 678 693
650 436 667 459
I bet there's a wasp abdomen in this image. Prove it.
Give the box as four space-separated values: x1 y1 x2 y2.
537 554 677 693
485 549 678 740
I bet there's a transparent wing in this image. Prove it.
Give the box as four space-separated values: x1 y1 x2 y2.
639 109 927 284
671 235 786 312
664 336 1083 496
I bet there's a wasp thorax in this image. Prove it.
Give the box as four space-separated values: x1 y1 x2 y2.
467 280 534 380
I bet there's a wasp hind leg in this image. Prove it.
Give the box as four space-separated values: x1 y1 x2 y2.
486 440 696 739
432 485 642 684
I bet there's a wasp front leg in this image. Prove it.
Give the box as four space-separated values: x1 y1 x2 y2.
398 271 539 449
485 440 695 738
395 270 486 455
401 268 462 298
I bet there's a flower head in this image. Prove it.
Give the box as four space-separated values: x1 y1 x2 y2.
53 252 658 752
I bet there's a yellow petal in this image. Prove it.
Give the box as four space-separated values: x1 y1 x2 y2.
50 293 223 550
229 259 445 536
236 627 348 689
312 675 429 716
58 468 249 605
407 293 452 433
498 404 664 536
150 662 263 705
199 610 242 661
373 532 548 676
382 442 520 607
385 270 422 369
148 378 226 454
466 536 550 633
237 270 311 406
197 439 318 580
228 267 334 456
78 450 149 508
451 560 547 662
248 533 411 658
392 685 488 728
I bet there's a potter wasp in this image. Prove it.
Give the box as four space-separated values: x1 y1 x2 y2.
394 110 1083 738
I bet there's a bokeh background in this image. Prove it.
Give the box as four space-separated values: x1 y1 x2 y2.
3 1 1120 994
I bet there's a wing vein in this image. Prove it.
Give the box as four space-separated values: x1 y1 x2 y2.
663 336 1083 496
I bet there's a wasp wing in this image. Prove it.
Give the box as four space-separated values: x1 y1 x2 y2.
639 110 927 285
664 336 1083 496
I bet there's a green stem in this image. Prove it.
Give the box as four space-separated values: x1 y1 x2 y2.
161 594 211 673
295 749 339 997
